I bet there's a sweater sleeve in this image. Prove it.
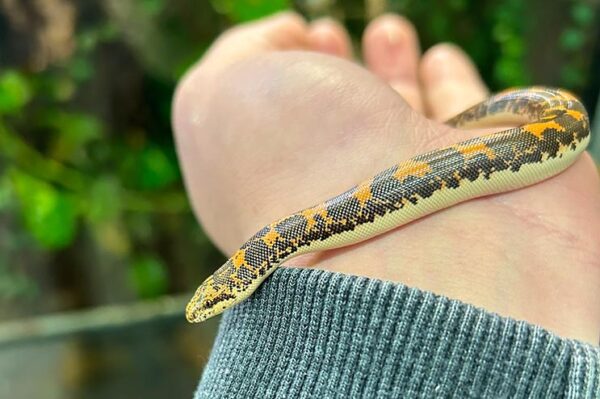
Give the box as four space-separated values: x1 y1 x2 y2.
194 267 600 398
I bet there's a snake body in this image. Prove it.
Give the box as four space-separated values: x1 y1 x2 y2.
186 87 590 323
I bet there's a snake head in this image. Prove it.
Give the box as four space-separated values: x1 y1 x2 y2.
185 276 237 323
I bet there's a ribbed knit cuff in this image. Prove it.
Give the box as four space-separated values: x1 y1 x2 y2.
195 268 599 398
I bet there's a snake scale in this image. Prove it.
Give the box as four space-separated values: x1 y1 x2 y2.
186 87 590 323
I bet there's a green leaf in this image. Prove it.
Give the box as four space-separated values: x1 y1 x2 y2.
448 0 466 11
129 255 168 298
121 143 179 190
495 58 528 87
140 0 165 15
572 3 594 27
68 56 94 81
492 23 511 42
560 28 585 51
211 0 289 22
78 30 99 53
49 77 76 102
0 174 13 211
502 37 524 58
0 71 32 114
86 177 121 223
42 111 103 162
561 64 585 88
78 24 119 53
11 170 78 249
98 23 119 42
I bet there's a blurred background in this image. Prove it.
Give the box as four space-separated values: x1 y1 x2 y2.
0 0 599 398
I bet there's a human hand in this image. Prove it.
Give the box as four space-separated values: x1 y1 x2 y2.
173 12 600 343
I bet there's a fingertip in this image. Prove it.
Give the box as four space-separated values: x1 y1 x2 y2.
264 10 308 34
255 11 310 48
363 13 420 67
363 13 419 46
199 11 310 72
308 18 352 58
420 43 489 121
421 43 481 83
363 13 423 111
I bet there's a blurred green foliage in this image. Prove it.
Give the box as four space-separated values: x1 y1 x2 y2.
214 0 289 21
0 71 32 114
0 0 597 317
129 255 169 298
11 169 78 249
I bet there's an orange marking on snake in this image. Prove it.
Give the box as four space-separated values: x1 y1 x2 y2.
232 249 247 269
455 142 496 160
354 183 372 207
301 207 330 231
301 209 316 230
565 109 585 121
394 161 431 181
261 228 280 247
317 208 332 225
524 121 565 138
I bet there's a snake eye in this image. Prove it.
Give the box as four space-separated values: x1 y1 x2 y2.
186 265 242 323
185 280 226 322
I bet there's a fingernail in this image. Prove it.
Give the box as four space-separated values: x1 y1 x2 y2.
372 21 414 79
310 31 339 55
309 20 343 56
382 22 405 62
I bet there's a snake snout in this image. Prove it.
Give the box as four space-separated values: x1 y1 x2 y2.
185 286 209 323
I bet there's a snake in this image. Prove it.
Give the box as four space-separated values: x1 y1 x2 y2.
185 87 590 323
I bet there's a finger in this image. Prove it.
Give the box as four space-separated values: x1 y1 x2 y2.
363 14 423 112
308 18 353 58
420 43 489 122
201 12 309 72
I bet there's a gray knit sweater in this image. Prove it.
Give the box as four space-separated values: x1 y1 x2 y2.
195 268 600 398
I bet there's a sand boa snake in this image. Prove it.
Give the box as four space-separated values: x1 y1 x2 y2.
186 87 590 323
